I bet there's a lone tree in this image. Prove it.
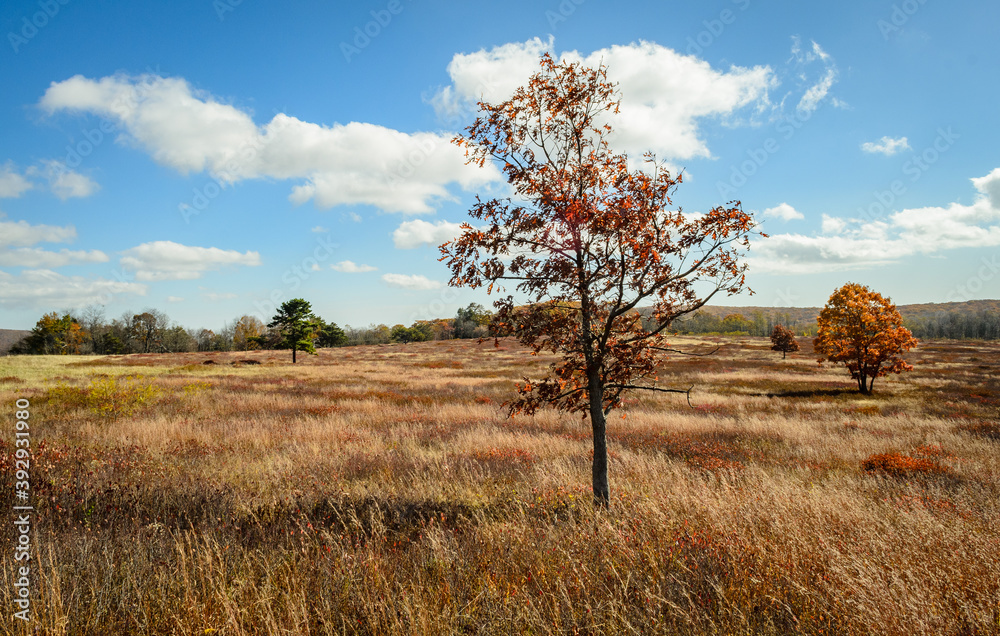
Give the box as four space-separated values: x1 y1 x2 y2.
770 324 799 359
269 298 317 363
440 55 761 507
814 283 917 394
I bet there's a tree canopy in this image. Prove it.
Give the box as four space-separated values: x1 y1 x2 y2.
814 283 917 394
441 54 761 506
268 298 317 363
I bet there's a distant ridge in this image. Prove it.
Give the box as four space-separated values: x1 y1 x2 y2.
0 329 30 354
669 299 1000 338
697 299 1000 321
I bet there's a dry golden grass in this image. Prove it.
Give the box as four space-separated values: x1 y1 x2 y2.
1 337 998 635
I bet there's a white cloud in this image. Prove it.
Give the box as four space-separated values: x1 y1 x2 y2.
796 68 837 115
821 214 847 234
331 260 377 273
40 73 498 214
0 219 76 247
785 37 839 116
971 167 1000 209
0 247 108 268
166 296 184 303
752 168 1000 273
29 161 100 200
381 273 443 290
0 163 33 198
861 136 911 156
393 219 464 249
0 269 146 309
201 291 238 301
119 241 261 281
433 38 777 161
310 225 329 233
762 203 803 221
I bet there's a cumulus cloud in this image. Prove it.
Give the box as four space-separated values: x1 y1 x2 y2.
751 168 1000 273
0 219 76 247
0 269 146 308
0 163 33 198
166 296 184 303
0 247 108 268
119 241 261 281
381 273 443 290
432 37 776 161
27 160 101 200
40 73 497 214
331 260 377 273
821 214 847 235
0 218 107 268
393 219 465 249
861 136 911 156
762 203 803 221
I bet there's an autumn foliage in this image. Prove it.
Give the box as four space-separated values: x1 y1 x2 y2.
440 54 761 505
769 324 799 359
814 283 917 394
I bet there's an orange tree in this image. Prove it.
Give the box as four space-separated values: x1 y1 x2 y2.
814 283 917 394
440 55 761 507
770 324 799 359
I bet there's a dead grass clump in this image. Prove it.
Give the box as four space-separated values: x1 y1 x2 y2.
0 375 24 383
861 451 950 478
956 421 1000 441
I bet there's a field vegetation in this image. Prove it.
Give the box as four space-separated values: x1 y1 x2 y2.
1 336 998 635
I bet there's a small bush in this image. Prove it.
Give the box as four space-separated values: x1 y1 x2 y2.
87 375 161 418
861 451 949 478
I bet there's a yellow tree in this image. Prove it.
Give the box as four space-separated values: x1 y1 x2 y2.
814 283 917 394
441 54 762 507
233 315 265 351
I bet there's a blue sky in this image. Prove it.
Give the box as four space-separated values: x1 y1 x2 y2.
1 0 998 331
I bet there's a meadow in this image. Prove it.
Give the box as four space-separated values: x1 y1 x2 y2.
0 336 998 635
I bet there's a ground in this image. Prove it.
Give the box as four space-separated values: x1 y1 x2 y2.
0 336 998 635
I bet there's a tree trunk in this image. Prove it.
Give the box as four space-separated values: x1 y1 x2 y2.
588 370 610 508
292 345 297 363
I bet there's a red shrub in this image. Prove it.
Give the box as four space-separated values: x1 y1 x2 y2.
861 451 949 477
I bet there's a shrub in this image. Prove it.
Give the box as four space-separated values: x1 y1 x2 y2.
861 451 949 477
86 375 161 418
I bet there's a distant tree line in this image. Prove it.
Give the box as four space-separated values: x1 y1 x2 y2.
668 307 1000 341
6 302 495 356
902 309 1000 340
664 310 818 338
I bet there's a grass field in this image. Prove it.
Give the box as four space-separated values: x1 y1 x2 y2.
1 336 998 635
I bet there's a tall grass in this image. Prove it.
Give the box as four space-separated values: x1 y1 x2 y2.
1 338 998 635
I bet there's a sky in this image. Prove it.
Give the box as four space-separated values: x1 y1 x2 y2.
1 0 998 332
